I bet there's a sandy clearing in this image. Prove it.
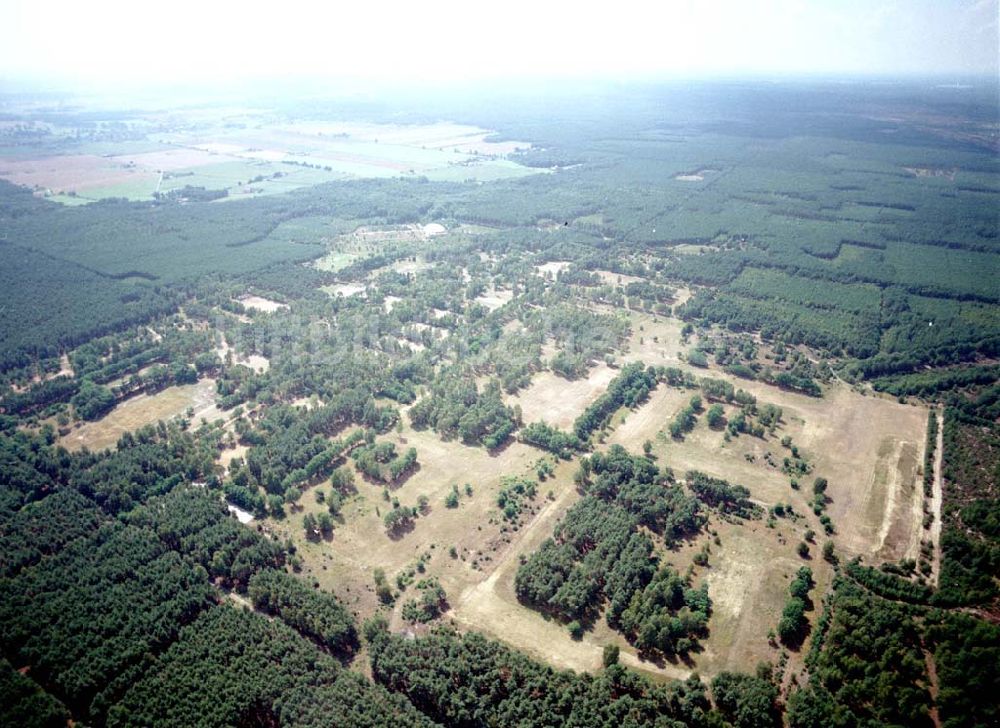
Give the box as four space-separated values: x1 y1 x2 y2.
238 295 288 313
395 337 426 352
322 283 367 298
674 168 720 182
240 354 270 373
672 287 694 307
451 461 691 681
620 311 929 557
216 338 270 373
695 521 807 674
392 259 433 276
272 121 530 155
870 438 922 563
930 410 944 586
594 270 646 286
613 380 927 560
265 425 544 627
238 149 288 162
535 261 572 278
606 386 692 448
475 290 513 311
219 444 248 470
190 142 248 155
509 364 617 430
63 378 222 452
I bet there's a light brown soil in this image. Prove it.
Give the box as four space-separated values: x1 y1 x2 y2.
238 295 288 313
321 283 367 298
618 311 929 560
930 410 944 585
535 261 571 278
508 364 617 430
0 154 156 193
594 270 646 286
265 424 547 633
474 290 513 311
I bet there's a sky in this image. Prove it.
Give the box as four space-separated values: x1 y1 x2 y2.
0 0 996 90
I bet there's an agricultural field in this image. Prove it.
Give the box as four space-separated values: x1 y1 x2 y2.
0 110 537 204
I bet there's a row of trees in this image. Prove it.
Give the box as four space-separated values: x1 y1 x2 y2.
248 569 358 653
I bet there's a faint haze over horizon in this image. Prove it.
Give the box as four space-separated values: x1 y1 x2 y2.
0 0 997 93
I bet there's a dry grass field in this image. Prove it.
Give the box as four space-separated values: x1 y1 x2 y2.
619 311 929 560
474 289 514 311
263 423 549 629
0 154 157 194
680 517 833 679
508 363 617 429
237 280 930 684
263 293 928 682
62 378 223 452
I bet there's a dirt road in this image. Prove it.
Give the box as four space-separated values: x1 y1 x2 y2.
930 410 944 586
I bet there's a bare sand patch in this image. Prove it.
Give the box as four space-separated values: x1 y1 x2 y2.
535 261 571 278
227 503 255 523
238 295 288 313
475 290 513 311
392 259 433 276
674 168 719 182
510 364 617 429
690 518 832 677
216 338 270 373
594 269 646 286
322 283 367 298
903 166 957 180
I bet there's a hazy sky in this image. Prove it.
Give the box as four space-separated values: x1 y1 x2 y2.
1 0 996 89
